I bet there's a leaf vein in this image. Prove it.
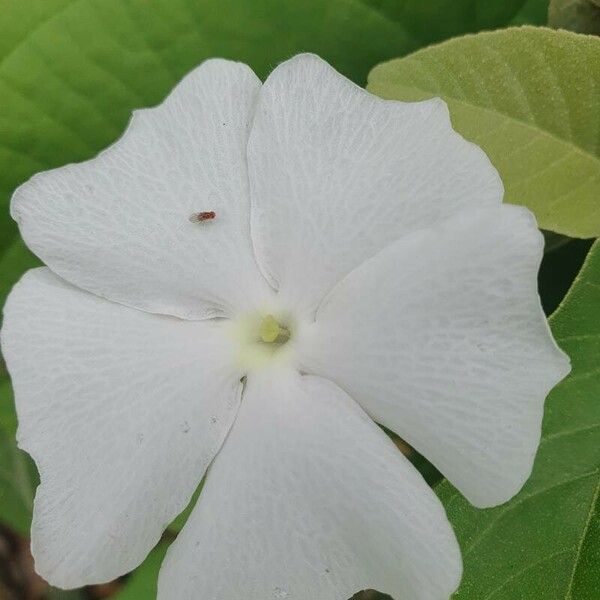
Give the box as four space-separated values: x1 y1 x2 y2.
463 469 598 558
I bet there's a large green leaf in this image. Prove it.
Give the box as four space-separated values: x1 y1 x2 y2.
0 0 72 60
435 240 600 599
549 0 600 35
368 27 600 238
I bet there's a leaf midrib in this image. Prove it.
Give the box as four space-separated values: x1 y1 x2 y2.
460 469 598 560
482 548 572 600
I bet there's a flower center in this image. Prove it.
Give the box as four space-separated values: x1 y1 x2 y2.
259 314 291 344
230 312 295 371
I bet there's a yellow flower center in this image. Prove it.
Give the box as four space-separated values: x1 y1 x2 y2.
259 314 291 344
230 312 295 371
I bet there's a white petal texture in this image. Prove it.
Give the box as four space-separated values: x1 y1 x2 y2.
248 54 503 316
299 205 571 508
11 59 271 320
158 369 461 600
1 268 243 587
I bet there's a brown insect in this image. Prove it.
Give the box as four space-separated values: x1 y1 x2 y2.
189 211 216 223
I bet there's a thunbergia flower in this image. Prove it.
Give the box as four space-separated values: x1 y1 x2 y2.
1 54 570 600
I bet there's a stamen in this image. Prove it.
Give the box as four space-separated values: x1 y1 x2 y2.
189 211 216 223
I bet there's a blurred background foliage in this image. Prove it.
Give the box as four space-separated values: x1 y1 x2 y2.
1 0 599 598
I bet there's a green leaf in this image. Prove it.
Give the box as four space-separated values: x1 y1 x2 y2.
435 240 600 599
113 542 170 600
368 27 600 238
550 0 600 35
0 378 38 535
0 1 72 61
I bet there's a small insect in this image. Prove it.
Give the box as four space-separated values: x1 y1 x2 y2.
189 211 216 223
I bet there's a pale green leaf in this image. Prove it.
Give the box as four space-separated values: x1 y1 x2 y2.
368 27 600 238
436 240 600 599
550 0 600 35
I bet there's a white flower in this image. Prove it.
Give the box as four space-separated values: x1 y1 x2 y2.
1 54 570 600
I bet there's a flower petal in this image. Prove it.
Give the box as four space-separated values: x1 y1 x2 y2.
299 205 571 508
247 53 502 315
11 59 271 320
158 369 461 600
1 268 243 587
